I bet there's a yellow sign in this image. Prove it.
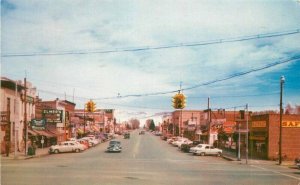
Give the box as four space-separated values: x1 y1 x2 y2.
250 136 266 141
252 121 266 128
282 121 300 127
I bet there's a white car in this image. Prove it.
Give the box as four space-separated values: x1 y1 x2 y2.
82 137 99 147
172 138 190 147
49 141 85 154
177 139 193 148
190 144 222 156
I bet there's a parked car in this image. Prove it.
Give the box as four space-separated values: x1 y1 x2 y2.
106 140 122 153
139 131 145 135
49 141 85 154
78 139 89 149
83 137 99 146
172 138 190 147
295 157 300 169
190 144 222 156
167 137 179 144
177 139 193 148
180 141 202 153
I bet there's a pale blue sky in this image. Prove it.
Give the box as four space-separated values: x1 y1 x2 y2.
1 0 300 123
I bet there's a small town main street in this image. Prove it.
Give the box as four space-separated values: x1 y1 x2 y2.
2 130 300 185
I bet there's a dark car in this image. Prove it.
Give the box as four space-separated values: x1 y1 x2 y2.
295 157 300 169
107 140 122 153
180 141 202 153
124 133 130 139
139 131 145 135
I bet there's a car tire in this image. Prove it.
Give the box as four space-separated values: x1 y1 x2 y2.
200 152 205 156
54 149 59 154
75 149 80 153
217 152 221 157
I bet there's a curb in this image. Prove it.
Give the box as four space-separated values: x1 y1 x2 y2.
222 155 235 161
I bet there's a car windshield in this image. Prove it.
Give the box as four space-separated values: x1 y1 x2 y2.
109 141 121 145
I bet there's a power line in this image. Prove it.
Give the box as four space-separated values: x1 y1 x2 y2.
188 92 279 99
2 29 299 57
183 55 300 91
36 55 300 101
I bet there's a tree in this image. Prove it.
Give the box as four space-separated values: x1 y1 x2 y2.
149 119 155 131
129 118 140 129
217 128 228 147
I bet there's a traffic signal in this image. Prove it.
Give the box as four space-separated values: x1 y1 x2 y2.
90 101 96 112
172 93 186 109
85 101 91 112
85 100 96 112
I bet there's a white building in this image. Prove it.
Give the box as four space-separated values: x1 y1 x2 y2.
1 77 36 154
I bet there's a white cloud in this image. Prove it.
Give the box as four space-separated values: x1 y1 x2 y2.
2 0 300 121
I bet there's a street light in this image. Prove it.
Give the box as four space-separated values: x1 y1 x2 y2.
279 75 285 165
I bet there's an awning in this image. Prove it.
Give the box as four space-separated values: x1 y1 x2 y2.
92 126 99 131
77 128 84 134
33 130 56 137
48 129 64 136
28 129 38 136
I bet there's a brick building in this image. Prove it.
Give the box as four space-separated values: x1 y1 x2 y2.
250 113 300 160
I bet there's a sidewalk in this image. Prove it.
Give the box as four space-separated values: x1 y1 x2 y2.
221 149 295 167
1 147 50 160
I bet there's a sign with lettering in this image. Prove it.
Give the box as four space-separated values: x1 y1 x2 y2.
282 121 300 127
1 111 8 123
252 121 267 128
42 109 63 123
31 119 46 130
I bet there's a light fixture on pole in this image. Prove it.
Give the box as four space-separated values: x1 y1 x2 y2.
279 75 285 165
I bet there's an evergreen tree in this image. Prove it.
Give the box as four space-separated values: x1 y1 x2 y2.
149 119 155 131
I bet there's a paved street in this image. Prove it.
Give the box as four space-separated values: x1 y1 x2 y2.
2 130 300 185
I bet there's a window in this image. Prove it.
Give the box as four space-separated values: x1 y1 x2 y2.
205 146 209 149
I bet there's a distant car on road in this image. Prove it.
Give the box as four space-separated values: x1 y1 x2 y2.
189 144 222 156
139 131 145 135
49 141 85 154
106 140 122 153
124 133 130 139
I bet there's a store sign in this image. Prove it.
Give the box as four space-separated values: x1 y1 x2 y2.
31 119 46 130
187 124 196 131
250 136 266 141
1 111 8 123
42 109 63 123
282 121 300 127
252 121 266 128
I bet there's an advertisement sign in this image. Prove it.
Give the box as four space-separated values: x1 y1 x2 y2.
282 121 300 127
252 121 266 128
31 119 46 130
1 111 8 124
42 109 63 123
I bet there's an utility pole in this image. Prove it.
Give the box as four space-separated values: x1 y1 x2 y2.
14 81 17 159
246 104 249 164
207 97 211 145
24 77 28 155
279 76 285 165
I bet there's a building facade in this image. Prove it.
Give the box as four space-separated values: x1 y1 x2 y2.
250 113 300 160
1 77 36 154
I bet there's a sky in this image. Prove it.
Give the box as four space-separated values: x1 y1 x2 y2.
1 0 300 125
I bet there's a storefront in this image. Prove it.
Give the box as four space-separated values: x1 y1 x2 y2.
250 114 300 160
